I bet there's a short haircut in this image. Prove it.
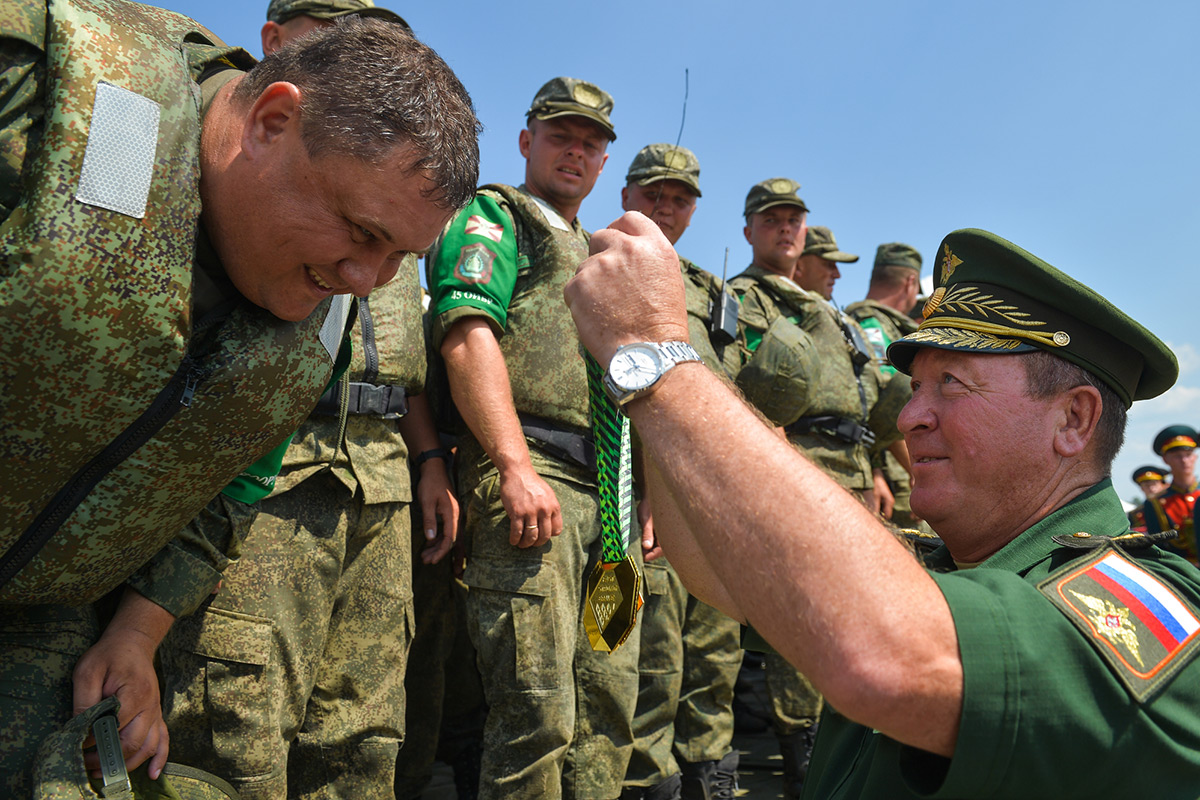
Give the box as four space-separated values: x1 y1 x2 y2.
1023 350 1126 471
870 264 914 290
234 16 481 209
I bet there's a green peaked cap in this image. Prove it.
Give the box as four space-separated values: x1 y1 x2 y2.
1153 424 1198 455
887 228 1178 408
1132 464 1168 483
266 0 409 28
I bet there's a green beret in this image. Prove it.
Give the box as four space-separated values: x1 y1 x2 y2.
803 226 858 262
625 143 701 196
1132 465 1169 484
266 0 409 28
527 77 616 141
744 177 808 218
887 229 1178 408
1153 425 1198 456
874 242 922 273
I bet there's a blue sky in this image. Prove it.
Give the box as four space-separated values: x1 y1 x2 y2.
160 0 1199 504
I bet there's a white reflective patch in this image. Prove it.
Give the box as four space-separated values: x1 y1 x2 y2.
319 294 352 362
76 82 160 218
530 194 571 232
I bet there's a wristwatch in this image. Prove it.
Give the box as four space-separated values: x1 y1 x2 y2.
603 341 701 406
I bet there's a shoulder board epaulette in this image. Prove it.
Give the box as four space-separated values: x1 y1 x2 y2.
1051 529 1179 550
1039 544 1200 701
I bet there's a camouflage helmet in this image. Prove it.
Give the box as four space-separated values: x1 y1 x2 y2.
625 143 701 196
266 0 409 29
744 177 808 218
35 696 241 799
527 77 616 141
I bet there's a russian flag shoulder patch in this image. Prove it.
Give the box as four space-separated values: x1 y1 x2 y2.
1040 544 1200 701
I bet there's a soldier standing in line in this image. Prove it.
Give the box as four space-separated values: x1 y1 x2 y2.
1143 425 1200 565
844 243 924 526
428 77 640 800
730 192 895 800
1129 465 1169 531
156 4 460 799
616 144 743 800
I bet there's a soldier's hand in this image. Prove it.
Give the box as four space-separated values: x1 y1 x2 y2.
565 211 690 367
499 465 563 548
73 591 174 779
417 458 460 564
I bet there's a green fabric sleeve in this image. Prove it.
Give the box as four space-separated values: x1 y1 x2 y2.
428 194 519 338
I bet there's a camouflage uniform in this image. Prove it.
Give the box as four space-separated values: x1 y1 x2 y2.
429 180 640 800
159 270 425 800
0 2 350 792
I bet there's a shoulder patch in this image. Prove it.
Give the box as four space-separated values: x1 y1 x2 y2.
454 243 495 285
464 214 505 243
1040 545 1200 701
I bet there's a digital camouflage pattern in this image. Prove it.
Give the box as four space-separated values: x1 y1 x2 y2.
526 77 616 141
844 299 918 374
160 266 429 799
160 470 413 800
0 0 348 609
625 556 741 789
429 184 594 439
461 468 640 800
731 265 886 490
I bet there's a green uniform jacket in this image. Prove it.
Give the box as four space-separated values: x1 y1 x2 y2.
731 266 887 490
843 299 918 375
807 480 1200 799
0 0 350 615
680 256 740 379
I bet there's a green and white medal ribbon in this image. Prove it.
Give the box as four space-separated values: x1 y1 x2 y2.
583 352 642 652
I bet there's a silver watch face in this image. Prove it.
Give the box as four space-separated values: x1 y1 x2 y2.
609 344 663 392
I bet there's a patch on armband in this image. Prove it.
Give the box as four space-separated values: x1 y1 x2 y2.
465 214 505 243
454 243 495 285
1040 545 1200 701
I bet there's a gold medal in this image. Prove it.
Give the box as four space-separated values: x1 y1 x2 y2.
584 554 643 652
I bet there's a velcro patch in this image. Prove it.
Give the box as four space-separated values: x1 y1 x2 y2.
1040 545 1200 701
454 243 495 285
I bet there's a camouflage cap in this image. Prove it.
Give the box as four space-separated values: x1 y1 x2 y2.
625 143 701 196
874 242 922 273
803 226 858 262
887 229 1178 408
744 177 808 218
527 77 616 141
1153 425 1198 456
1132 464 1169 484
266 0 409 29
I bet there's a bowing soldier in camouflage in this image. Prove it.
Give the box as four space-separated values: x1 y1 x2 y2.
844 242 924 526
730 191 895 799
1142 425 1200 565
427 77 640 800
617 144 743 800
154 5 461 799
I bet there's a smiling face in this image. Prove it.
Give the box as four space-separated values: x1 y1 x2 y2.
519 116 609 221
206 86 452 321
744 204 807 277
796 253 841 299
899 348 1065 556
620 179 697 246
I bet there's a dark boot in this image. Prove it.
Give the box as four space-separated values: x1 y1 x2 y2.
449 737 481 800
620 773 682 800
680 750 739 800
777 724 819 800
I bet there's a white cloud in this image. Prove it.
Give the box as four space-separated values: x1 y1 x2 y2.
1164 341 1200 376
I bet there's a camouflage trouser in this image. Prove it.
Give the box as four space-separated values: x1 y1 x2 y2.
159 471 414 800
463 468 641 800
624 557 742 788
766 651 823 735
0 603 99 796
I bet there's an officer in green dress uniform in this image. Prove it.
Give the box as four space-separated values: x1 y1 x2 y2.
1129 465 1169 531
0 5 478 794
563 219 1197 799
428 77 641 800
617 144 743 800
156 6 461 799
844 243 924 526
1142 425 1200 565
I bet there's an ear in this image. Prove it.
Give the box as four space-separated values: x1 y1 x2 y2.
743 223 753 246
518 127 532 159
1053 384 1103 459
240 81 302 160
620 185 631 211
260 21 284 56
596 151 608 175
